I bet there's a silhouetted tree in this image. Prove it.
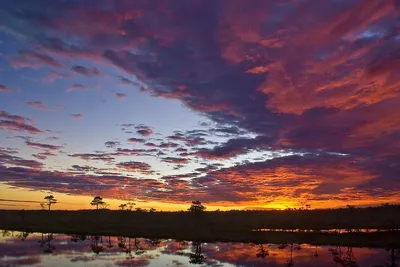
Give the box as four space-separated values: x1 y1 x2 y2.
149 208 156 212
135 207 147 212
90 196 104 209
119 204 127 210
44 195 57 210
188 201 206 212
127 202 135 211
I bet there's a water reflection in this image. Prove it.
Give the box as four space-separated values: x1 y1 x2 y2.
0 229 399 266
39 233 55 253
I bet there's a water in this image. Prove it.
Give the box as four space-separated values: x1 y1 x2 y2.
1 230 399 266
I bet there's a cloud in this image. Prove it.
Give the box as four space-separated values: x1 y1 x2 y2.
159 142 179 149
161 157 189 164
116 93 127 99
105 141 120 148
119 76 139 86
0 120 42 134
0 257 41 266
114 258 150 267
71 165 98 172
194 136 272 160
135 125 153 136
26 101 51 111
26 141 62 151
128 138 145 143
1 148 43 169
66 83 87 93
0 0 399 207
69 153 115 163
0 110 34 125
10 50 62 69
42 71 71 83
71 113 84 119
32 151 56 160
0 84 12 92
0 111 42 134
116 161 152 173
71 65 101 76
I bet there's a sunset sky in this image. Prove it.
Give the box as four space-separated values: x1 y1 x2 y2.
0 0 399 211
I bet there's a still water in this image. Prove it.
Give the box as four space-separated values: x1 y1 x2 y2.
1 230 399 267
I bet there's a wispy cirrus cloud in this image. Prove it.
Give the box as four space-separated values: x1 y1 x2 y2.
26 141 62 151
26 101 51 111
115 93 127 99
71 65 100 76
116 161 152 174
0 84 12 93
0 110 41 134
66 83 87 93
10 50 62 69
70 113 84 119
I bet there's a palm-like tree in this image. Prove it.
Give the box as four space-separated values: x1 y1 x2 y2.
188 200 206 212
90 196 104 209
44 195 57 210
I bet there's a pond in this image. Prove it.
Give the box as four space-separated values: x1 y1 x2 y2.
1 230 399 266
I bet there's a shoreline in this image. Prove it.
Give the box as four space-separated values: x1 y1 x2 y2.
1 207 400 247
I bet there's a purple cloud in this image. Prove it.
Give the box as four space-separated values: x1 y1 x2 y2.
71 65 100 76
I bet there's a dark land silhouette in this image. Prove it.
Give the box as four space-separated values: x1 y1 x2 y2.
1 205 400 247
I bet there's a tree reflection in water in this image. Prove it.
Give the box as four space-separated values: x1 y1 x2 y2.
39 233 55 253
255 243 270 259
90 235 104 254
16 231 30 241
7 231 394 266
189 241 205 264
329 246 358 267
117 237 146 256
373 248 400 267
277 243 301 267
70 234 86 242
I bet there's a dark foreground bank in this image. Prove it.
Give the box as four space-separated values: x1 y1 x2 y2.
1 206 400 247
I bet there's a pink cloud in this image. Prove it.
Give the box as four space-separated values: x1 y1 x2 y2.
66 83 87 93
116 93 128 99
26 141 63 151
71 65 101 76
26 101 51 111
0 84 12 93
10 50 63 69
71 113 84 119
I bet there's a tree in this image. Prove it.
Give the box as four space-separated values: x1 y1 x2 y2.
119 204 127 210
127 202 135 211
44 195 57 210
91 196 105 209
135 208 147 212
188 201 206 212
149 208 156 212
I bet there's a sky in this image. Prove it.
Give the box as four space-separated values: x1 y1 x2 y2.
0 0 399 211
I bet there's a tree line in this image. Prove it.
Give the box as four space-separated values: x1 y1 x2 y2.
40 195 207 213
